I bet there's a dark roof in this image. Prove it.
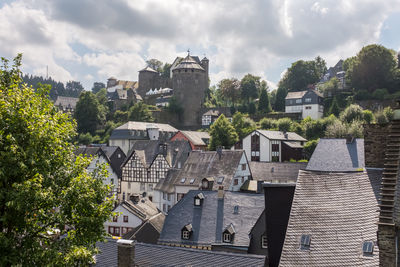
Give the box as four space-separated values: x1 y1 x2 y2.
122 213 165 244
122 140 191 169
54 96 78 109
279 169 381 266
306 138 364 172
200 107 232 118
109 121 178 140
257 130 307 142
179 131 210 146
173 150 245 190
158 190 264 248
285 89 323 99
95 239 266 267
139 66 158 73
154 168 180 193
249 162 306 183
173 55 205 71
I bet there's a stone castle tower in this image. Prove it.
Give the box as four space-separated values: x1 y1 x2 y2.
137 53 209 128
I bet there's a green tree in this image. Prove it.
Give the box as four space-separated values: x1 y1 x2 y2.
161 63 172 78
218 78 241 107
274 85 288 112
328 97 340 117
128 102 154 122
209 114 238 150
232 112 256 139
146 59 163 72
347 44 398 92
260 118 278 130
363 110 374 124
75 91 102 135
339 104 364 123
304 139 319 160
277 118 292 132
240 74 260 103
91 82 106 94
0 55 114 266
258 87 271 113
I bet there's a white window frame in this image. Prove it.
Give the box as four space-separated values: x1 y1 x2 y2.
194 198 201 206
223 233 231 243
261 235 268 248
182 230 190 240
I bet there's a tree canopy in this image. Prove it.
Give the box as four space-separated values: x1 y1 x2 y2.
0 55 114 266
75 91 103 135
258 86 271 113
218 78 241 107
128 101 154 122
209 114 238 150
240 74 260 103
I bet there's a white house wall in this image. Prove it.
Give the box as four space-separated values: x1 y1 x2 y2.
259 134 271 162
229 153 251 191
302 104 323 120
285 105 302 113
242 135 251 163
109 139 130 155
104 204 143 235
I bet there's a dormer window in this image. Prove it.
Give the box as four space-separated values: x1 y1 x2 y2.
201 177 214 190
300 234 311 250
362 241 374 256
194 193 204 206
222 224 235 243
181 224 193 240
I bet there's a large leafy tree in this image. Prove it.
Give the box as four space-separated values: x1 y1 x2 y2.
274 85 288 112
128 101 154 122
240 74 260 103
91 82 106 94
75 91 103 135
218 78 241 107
258 85 271 113
146 59 163 72
0 55 114 266
232 112 256 139
346 44 398 92
209 114 238 150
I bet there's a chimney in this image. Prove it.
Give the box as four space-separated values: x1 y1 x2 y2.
345 134 354 144
216 146 223 159
218 186 224 199
117 239 135 267
283 131 288 139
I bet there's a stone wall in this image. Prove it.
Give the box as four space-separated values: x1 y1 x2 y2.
363 123 391 168
378 225 397 267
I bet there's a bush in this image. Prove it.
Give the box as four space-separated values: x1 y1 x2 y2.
339 104 364 123
260 118 277 130
375 110 389 125
304 139 319 160
347 120 364 138
362 110 374 124
290 121 304 136
384 106 394 121
354 89 370 100
372 88 389 100
277 118 292 132
325 120 347 138
78 132 93 145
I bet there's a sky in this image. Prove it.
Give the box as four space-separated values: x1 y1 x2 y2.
1 0 400 91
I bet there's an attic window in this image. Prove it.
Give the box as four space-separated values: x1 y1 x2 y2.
261 235 268 248
223 233 231 243
300 234 311 250
194 193 204 206
222 224 235 243
362 241 374 256
180 178 186 183
189 178 195 184
233 205 239 214
181 224 193 240
217 177 224 184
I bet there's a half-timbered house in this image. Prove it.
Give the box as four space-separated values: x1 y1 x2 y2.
120 140 191 209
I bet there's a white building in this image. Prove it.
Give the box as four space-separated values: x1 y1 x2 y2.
233 130 307 162
285 89 324 120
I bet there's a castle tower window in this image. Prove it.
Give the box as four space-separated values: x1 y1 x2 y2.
222 224 235 243
194 193 204 206
181 224 193 240
300 234 311 250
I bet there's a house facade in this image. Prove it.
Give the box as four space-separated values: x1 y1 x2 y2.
285 89 324 119
119 140 191 209
234 130 307 162
170 130 210 150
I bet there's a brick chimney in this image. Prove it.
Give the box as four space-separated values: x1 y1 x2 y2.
218 186 224 199
117 239 135 267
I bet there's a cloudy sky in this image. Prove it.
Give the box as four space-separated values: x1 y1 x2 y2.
1 0 400 90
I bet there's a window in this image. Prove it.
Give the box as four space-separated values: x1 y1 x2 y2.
167 194 171 201
163 192 166 200
261 235 268 248
234 179 238 185
113 216 118 222
156 171 160 179
108 226 121 236
140 183 145 191
167 205 171 211
178 162 182 168
195 198 201 206
233 205 239 214
158 161 162 168
295 99 302 104
362 241 374 256
123 192 125 201
223 233 231 243
189 178 195 184
182 231 190 240
300 234 311 250
177 193 185 202
305 106 312 110
118 153 121 158
305 98 311 103
123 216 128 223
163 204 166 212
241 164 246 170
217 177 224 184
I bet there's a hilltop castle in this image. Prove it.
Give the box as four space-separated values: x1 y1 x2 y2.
137 53 209 128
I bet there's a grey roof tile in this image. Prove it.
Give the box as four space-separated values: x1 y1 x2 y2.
306 139 364 172
249 162 306 183
279 169 381 266
257 130 307 142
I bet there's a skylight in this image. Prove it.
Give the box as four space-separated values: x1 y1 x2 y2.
217 176 224 184
362 241 374 256
300 234 311 250
189 178 195 184
180 178 186 183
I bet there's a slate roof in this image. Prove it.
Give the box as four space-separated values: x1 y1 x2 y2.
173 55 205 71
109 121 178 140
158 190 265 248
306 139 364 172
285 89 323 99
279 169 381 266
257 130 307 142
179 130 210 146
139 66 158 73
172 150 245 190
249 162 306 183
122 140 192 169
154 168 180 193
95 239 266 267
54 96 79 110
120 197 160 221
122 212 165 244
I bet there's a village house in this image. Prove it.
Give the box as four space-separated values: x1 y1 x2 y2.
54 96 79 113
76 146 126 196
279 138 381 266
158 189 266 256
170 130 210 150
250 162 306 184
155 150 252 206
201 107 232 128
106 77 142 110
109 121 178 155
104 194 164 239
233 130 307 162
119 140 191 210
285 89 324 120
